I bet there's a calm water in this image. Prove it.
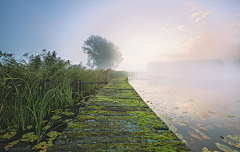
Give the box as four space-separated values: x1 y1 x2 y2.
128 72 240 152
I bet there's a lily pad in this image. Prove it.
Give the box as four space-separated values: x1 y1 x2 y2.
182 111 188 114
61 111 74 116
177 116 185 119
204 125 213 129
175 133 183 140
21 132 37 142
207 110 216 114
172 107 179 110
169 125 177 132
2 132 17 139
180 120 188 125
227 135 240 142
32 141 47 150
0 129 6 133
200 127 208 131
47 131 61 138
215 124 223 128
226 115 238 119
215 142 238 152
161 114 177 122
202 147 211 152
63 119 72 122
26 125 33 130
235 143 240 148
48 136 57 141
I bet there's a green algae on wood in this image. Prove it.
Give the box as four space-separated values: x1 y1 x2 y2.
47 76 191 151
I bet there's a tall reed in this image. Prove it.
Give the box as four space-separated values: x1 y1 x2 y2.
0 50 128 143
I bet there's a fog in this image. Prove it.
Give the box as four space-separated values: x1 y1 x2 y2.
147 59 240 73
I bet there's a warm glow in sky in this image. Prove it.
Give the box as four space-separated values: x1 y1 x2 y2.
0 0 239 71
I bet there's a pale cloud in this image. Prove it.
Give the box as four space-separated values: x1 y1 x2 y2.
186 2 191 6
195 11 213 22
197 21 207 27
183 2 196 14
189 10 203 20
173 25 184 31
161 28 166 31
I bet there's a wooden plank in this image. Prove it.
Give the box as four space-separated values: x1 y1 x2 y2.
47 77 191 152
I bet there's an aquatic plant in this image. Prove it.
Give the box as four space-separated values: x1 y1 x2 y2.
0 49 128 145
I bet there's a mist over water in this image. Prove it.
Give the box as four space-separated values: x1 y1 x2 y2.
128 68 240 152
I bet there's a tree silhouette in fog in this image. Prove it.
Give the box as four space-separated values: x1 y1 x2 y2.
82 35 123 69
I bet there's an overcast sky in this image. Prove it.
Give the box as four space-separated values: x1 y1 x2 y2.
0 0 239 71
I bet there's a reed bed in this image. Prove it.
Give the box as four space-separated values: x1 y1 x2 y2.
0 50 128 144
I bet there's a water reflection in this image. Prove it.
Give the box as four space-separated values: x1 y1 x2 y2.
129 72 240 152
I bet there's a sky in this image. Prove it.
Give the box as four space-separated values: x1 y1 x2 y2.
0 0 240 72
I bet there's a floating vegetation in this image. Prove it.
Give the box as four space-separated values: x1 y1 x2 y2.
26 125 33 130
161 114 177 122
4 139 19 149
227 135 240 142
32 141 54 151
175 133 183 140
169 125 177 132
200 127 208 131
177 115 185 119
220 135 240 149
1 131 17 140
182 111 188 114
207 110 216 114
215 142 239 152
0 129 6 133
172 107 179 110
215 124 223 127
179 120 188 125
204 125 213 129
201 147 211 152
47 131 61 138
20 132 37 142
226 115 238 119
61 111 74 116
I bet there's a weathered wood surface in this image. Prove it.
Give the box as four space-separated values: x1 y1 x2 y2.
48 76 191 151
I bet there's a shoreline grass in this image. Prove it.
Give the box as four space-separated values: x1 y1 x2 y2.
0 49 128 147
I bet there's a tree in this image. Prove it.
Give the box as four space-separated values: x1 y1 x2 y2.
82 35 123 69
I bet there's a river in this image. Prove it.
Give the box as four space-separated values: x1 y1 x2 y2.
128 72 240 152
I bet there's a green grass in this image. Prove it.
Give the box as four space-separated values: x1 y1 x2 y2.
0 49 128 144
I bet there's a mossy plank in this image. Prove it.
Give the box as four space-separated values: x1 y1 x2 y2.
47 76 191 151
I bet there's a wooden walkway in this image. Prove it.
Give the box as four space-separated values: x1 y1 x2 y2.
47 77 191 151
